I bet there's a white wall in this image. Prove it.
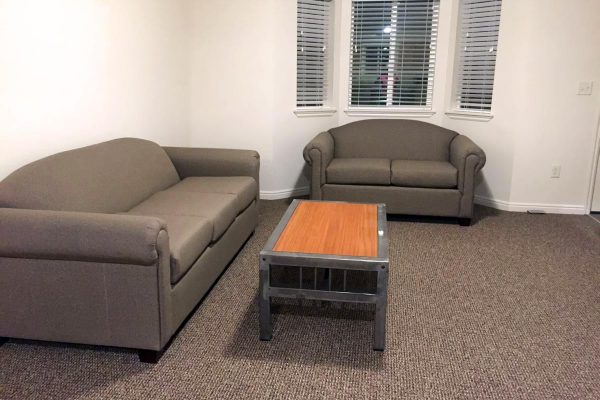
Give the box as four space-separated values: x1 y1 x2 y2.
440 0 524 205
188 0 337 196
442 0 600 213
591 127 600 211
334 0 600 212
2 0 599 213
502 0 600 211
187 0 600 212
0 0 191 179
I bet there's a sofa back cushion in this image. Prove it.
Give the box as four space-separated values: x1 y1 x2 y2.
0 138 180 213
329 119 458 161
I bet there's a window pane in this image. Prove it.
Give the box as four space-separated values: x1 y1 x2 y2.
349 0 440 108
350 1 392 106
455 0 502 111
297 0 332 108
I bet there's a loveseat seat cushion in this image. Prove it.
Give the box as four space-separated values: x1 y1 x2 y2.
127 190 239 241
327 158 391 185
164 177 257 212
391 160 457 188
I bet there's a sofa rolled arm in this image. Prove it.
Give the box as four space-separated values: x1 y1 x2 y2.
163 147 260 198
450 135 486 192
303 132 334 199
0 208 168 265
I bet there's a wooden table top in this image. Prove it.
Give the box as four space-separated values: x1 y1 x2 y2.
272 201 379 257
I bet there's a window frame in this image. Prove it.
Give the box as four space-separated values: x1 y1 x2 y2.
345 0 441 116
446 0 502 121
295 0 337 117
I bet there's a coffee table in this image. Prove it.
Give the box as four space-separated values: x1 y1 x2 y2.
259 200 389 350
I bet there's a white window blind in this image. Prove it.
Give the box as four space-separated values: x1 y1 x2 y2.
455 0 502 111
297 0 332 108
349 0 440 108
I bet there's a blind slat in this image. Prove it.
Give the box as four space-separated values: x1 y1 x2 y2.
297 0 332 108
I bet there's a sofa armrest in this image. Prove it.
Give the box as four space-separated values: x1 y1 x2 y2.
303 132 334 200
450 135 486 192
163 147 260 198
0 208 168 265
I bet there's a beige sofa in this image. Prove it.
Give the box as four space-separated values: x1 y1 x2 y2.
303 119 486 225
0 138 259 362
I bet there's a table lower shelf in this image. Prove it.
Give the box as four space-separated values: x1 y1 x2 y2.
268 287 378 304
259 259 389 351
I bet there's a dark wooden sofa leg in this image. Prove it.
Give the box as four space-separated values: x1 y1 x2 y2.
139 349 164 364
458 218 471 227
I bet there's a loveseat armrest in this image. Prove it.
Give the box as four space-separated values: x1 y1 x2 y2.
450 135 486 192
303 131 334 200
0 208 167 265
163 147 260 199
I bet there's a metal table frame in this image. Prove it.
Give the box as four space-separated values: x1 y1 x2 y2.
259 200 389 351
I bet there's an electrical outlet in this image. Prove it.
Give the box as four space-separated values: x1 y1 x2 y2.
551 165 561 178
578 81 593 95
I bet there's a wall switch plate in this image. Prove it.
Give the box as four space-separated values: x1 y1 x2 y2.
551 165 561 178
578 81 593 95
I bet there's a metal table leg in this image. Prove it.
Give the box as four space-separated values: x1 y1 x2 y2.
373 264 389 351
259 258 272 341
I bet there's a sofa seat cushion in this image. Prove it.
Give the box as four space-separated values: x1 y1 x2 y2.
165 177 256 212
327 158 391 185
167 216 215 284
128 191 238 241
164 216 212 284
391 160 457 188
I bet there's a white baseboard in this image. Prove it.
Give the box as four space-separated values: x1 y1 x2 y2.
474 195 586 215
260 186 309 200
260 188 587 215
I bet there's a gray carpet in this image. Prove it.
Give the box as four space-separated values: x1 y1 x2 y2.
1 200 600 400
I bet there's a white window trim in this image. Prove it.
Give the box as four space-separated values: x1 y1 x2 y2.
450 0 502 113
296 0 334 112
346 0 440 111
294 107 337 117
445 109 493 121
345 107 435 118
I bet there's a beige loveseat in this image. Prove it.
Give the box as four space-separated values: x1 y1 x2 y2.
303 119 486 225
0 138 259 362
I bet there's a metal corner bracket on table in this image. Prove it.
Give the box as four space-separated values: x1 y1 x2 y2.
259 199 390 351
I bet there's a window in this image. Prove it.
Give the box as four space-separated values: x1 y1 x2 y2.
297 0 333 108
453 0 502 112
348 0 440 109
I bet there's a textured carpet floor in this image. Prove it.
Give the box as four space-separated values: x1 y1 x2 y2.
1 200 600 400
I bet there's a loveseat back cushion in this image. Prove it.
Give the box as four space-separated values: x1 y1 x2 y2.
329 119 458 161
0 138 180 213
